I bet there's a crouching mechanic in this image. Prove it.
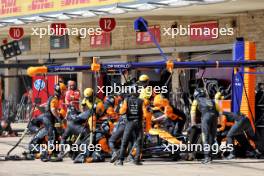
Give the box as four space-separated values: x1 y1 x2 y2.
104 95 119 120
56 110 91 161
73 102 111 163
0 119 17 137
224 112 262 159
27 83 67 161
216 112 235 145
115 87 146 166
191 88 222 164
152 94 186 136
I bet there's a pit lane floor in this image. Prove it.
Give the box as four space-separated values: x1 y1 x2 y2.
0 136 264 176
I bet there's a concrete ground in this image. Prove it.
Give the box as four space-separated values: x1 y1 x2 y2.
0 136 264 176
11 123 27 130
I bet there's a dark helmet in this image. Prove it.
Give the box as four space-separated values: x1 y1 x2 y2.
193 88 206 99
105 96 115 106
54 83 66 97
101 121 110 134
206 81 218 99
218 86 225 94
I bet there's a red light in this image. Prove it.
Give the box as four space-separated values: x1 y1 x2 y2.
2 39 8 44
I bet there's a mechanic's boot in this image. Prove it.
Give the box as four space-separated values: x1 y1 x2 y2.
133 160 143 165
40 151 50 162
22 151 35 160
26 153 35 160
50 155 63 162
254 149 262 159
55 152 64 161
226 153 235 160
115 160 123 166
41 156 50 162
110 151 119 163
74 153 85 163
201 157 211 164
187 153 195 161
126 154 135 163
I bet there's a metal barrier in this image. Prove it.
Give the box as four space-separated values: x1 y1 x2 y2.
1 95 32 123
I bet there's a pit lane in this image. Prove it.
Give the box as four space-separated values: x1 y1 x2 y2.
0 136 263 176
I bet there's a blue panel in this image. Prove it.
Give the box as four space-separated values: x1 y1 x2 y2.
231 39 245 114
134 17 148 32
46 60 264 73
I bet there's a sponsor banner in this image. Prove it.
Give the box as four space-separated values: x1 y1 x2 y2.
0 0 134 19
136 25 161 45
90 31 111 48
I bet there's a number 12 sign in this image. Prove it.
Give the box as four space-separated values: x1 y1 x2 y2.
99 18 116 32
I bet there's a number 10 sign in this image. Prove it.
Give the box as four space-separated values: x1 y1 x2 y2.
9 27 24 40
